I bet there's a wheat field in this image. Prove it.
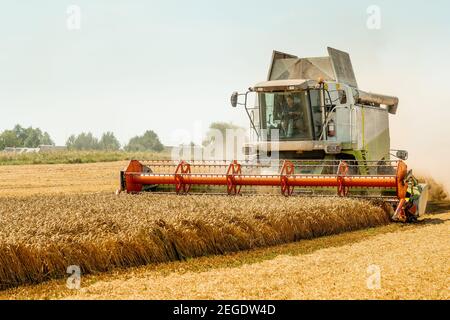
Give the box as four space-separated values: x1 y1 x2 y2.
1 160 447 294
0 193 389 289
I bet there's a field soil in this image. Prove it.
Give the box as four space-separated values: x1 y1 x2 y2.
0 161 126 196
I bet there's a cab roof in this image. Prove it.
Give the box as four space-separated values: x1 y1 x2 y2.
252 79 320 92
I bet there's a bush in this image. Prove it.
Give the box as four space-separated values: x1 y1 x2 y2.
0 150 169 166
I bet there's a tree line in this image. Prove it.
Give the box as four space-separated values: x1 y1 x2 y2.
0 122 241 152
0 125 54 150
66 130 164 152
0 125 165 152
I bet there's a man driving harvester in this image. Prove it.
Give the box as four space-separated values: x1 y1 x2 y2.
279 94 306 138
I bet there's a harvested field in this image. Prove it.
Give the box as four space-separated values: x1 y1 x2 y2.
62 211 450 300
0 193 390 290
0 161 126 196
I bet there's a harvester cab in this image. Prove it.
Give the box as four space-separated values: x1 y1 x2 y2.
232 47 400 166
229 47 429 221
119 47 428 223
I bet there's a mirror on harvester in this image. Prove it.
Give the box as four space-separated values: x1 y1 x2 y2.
396 150 408 160
230 92 238 108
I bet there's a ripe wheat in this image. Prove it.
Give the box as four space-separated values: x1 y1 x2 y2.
0 193 389 289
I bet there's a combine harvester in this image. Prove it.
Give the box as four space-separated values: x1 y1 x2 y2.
119 47 428 222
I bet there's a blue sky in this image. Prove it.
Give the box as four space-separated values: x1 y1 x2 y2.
1 0 450 185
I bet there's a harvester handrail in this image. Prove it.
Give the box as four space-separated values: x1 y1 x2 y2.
135 172 397 178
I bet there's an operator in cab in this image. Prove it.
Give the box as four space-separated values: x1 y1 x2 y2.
279 94 306 138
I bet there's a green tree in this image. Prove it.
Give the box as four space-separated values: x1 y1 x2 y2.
23 127 43 147
125 130 164 152
13 125 27 143
66 132 99 150
0 130 21 149
99 132 121 151
41 132 53 145
66 135 76 149
0 125 54 150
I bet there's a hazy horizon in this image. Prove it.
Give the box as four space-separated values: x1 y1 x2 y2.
1 0 449 190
